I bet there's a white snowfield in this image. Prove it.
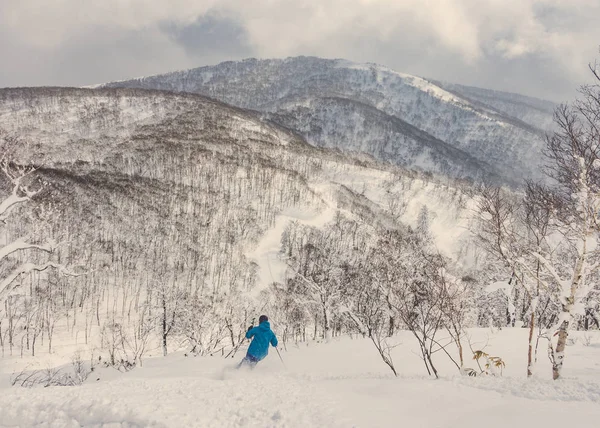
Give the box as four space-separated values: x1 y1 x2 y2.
1 329 599 428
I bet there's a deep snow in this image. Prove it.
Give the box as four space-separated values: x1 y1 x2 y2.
1 329 599 428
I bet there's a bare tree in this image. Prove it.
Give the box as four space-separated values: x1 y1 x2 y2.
342 254 400 376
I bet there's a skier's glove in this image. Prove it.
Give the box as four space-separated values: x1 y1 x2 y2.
247 325 254 332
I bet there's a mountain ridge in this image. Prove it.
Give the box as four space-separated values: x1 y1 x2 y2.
95 56 552 185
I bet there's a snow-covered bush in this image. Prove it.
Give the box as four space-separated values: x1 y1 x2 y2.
11 352 93 387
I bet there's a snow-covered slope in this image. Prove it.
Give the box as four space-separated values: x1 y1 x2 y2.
264 96 508 184
97 56 553 185
1 330 599 427
4 84 596 428
0 86 478 364
433 80 556 131
0 87 305 164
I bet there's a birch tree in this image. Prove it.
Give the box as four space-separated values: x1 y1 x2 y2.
542 74 600 378
475 64 600 379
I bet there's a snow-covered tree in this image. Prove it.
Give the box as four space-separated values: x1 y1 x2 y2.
279 216 370 341
541 85 600 379
416 205 433 245
474 183 555 376
0 159 56 297
475 65 600 379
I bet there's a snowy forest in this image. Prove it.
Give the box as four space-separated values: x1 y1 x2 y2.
1 58 600 426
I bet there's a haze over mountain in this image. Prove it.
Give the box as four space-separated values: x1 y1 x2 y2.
97 56 555 185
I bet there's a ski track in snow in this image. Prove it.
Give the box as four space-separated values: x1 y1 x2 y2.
0 360 349 428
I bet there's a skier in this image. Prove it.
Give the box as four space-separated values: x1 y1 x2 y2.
238 315 278 369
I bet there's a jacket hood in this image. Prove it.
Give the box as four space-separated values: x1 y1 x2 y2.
258 321 271 330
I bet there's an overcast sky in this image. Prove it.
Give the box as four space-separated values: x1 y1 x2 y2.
1 0 599 102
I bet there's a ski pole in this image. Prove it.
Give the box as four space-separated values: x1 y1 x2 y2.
225 317 255 359
275 347 286 368
225 337 245 359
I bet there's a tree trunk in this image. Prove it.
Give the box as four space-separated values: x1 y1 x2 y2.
527 311 535 377
552 250 585 380
420 345 432 376
162 294 168 357
323 306 331 340
0 321 3 357
584 310 590 330
8 313 13 353
453 325 464 368
552 320 569 380
426 350 439 379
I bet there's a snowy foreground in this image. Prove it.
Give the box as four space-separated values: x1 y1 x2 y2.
1 329 600 428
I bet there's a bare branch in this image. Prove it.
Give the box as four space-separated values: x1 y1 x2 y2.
0 240 53 263
590 62 600 83
0 262 85 297
0 161 42 222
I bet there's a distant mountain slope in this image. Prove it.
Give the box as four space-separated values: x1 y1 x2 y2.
0 87 306 165
432 81 556 131
96 56 553 185
263 96 507 184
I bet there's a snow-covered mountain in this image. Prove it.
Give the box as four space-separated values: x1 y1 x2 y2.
0 86 479 364
96 57 554 185
4 67 599 428
0 85 474 263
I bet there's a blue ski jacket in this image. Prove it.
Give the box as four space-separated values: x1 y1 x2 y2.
246 321 278 361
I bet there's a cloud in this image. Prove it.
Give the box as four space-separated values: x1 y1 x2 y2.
162 11 252 58
1 1 218 47
0 23 194 87
1 0 599 101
